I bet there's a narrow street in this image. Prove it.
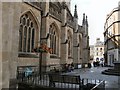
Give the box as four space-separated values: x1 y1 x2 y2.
63 67 120 90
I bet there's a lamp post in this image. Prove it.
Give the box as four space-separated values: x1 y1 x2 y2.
33 44 52 79
33 46 43 80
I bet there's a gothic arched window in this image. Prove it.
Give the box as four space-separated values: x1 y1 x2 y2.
49 24 58 55
19 12 38 53
79 35 82 57
68 31 72 57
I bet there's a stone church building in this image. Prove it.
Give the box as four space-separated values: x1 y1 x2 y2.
0 1 89 88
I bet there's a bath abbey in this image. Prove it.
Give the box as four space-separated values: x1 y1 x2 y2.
0 1 90 88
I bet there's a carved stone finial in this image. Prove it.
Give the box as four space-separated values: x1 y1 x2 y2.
74 5 78 18
82 13 85 25
86 15 88 27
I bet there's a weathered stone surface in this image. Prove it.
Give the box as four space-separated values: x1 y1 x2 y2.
0 2 90 88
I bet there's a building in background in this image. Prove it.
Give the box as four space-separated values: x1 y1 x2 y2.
0 1 90 88
90 38 104 64
90 45 94 60
94 38 104 62
104 2 120 66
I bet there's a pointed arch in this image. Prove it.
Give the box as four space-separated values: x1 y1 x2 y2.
49 22 60 55
20 9 40 30
79 34 82 60
68 30 73 57
49 21 60 36
19 10 40 53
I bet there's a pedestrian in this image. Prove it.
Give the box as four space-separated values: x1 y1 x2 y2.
88 63 91 68
71 62 74 71
53 67 57 72
101 60 104 67
93 61 96 67
68 64 71 72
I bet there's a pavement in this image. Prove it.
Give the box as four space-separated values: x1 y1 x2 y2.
62 67 120 90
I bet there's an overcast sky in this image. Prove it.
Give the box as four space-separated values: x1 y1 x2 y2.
71 0 120 45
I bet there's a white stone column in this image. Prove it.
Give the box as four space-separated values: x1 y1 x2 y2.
61 27 68 64
81 35 89 67
73 33 79 68
41 2 50 71
73 15 79 68
60 5 68 64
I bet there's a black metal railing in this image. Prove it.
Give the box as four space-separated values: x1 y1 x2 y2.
18 72 50 87
17 66 105 90
82 78 105 90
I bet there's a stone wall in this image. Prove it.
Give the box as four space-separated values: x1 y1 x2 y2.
0 2 90 88
18 2 42 66
1 2 21 88
0 2 2 89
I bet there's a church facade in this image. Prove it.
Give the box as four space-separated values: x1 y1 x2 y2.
0 1 89 88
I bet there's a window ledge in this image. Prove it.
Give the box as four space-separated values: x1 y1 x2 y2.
68 56 73 59
18 52 39 58
50 54 60 59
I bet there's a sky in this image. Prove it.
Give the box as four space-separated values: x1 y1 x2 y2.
71 0 120 45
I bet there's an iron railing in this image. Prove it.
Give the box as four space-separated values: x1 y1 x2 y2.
17 66 105 90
